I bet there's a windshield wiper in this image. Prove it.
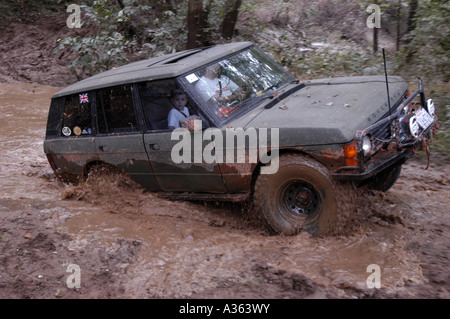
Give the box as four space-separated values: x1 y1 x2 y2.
262 81 283 94
262 79 299 96
234 80 301 112
239 94 272 108
264 81 305 109
222 93 271 118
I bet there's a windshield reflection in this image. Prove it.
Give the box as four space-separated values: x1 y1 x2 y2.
181 47 295 123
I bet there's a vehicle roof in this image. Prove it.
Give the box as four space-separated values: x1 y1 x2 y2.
53 42 254 98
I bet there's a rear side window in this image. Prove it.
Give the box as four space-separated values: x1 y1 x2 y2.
46 97 64 138
97 85 138 134
61 93 93 137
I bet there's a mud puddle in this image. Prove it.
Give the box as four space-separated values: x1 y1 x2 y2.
1 82 449 299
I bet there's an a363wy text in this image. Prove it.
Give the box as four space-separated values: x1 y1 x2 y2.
179 303 270 316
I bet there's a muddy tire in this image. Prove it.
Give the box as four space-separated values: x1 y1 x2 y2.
365 164 402 192
254 153 355 236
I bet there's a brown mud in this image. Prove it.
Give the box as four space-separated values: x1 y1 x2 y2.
0 19 449 299
1 82 449 299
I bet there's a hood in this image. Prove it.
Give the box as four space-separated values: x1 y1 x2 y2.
242 75 408 145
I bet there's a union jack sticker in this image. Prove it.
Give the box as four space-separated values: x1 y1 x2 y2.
79 93 89 104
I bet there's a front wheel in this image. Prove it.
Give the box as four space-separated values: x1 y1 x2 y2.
253 154 355 236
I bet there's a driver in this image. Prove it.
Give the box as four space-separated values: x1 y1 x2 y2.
195 63 243 106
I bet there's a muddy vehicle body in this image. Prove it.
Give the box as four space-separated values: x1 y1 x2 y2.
44 42 438 236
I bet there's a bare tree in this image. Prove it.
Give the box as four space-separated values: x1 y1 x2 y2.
373 0 379 53
396 0 401 51
407 0 418 35
407 0 418 32
221 0 242 40
187 0 204 49
202 0 214 45
116 0 124 9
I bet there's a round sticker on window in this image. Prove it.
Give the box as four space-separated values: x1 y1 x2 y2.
62 127 71 136
73 126 82 136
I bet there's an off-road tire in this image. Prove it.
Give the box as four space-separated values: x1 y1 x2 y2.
254 153 355 236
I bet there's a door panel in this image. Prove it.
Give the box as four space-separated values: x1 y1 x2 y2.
94 84 159 190
94 134 159 190
143 131 227 193
138 80 227 193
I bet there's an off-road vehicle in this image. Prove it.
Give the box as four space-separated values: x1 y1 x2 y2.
44 42 438 236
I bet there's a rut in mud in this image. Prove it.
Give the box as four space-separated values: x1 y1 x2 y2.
0 82 449 299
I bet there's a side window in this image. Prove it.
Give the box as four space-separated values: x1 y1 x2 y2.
138 80 179 131
138 80 198 131
97 85 138 134
62 93 93 137
46 97 64 137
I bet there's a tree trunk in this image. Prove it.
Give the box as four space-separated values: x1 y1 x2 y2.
396 0 401 51
116 0 124 9
187 0 204 49
405 0 419 59
202 0 214 45
373 27 378 53
373 0 378 54
407 0 418 34
221 0 242 40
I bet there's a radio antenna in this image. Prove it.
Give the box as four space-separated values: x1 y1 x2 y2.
382 48 392 115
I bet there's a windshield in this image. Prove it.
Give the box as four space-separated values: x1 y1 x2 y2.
180 47 295 124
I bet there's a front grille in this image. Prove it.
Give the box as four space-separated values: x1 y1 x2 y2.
371 119 392 147
368 94 407 149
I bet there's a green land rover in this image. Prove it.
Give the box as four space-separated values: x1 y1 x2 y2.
44 42 438 236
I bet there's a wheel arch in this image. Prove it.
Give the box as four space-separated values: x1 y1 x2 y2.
250 148 328 197
83 159 117 178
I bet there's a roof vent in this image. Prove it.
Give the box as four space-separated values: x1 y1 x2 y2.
147 48 204 67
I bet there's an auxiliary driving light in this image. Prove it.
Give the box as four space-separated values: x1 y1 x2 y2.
426 99 435 117
409 115 420 138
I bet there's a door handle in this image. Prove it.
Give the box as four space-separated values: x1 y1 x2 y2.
99 145 108 152
148 143 160 150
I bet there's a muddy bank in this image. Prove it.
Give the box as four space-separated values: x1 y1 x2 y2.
0 17 87 87
0 82 449 299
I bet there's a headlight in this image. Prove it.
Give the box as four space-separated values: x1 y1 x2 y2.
409 115 420 137
426 99 435 117
362 135 372 156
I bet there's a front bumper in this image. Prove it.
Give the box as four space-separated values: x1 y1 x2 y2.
332 78 437 182
332 147 413 181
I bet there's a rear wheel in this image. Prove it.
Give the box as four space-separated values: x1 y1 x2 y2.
254 154 355 236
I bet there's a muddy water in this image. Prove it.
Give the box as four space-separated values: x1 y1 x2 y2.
0 82 434 298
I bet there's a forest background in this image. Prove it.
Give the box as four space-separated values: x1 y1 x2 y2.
0 0 448 157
